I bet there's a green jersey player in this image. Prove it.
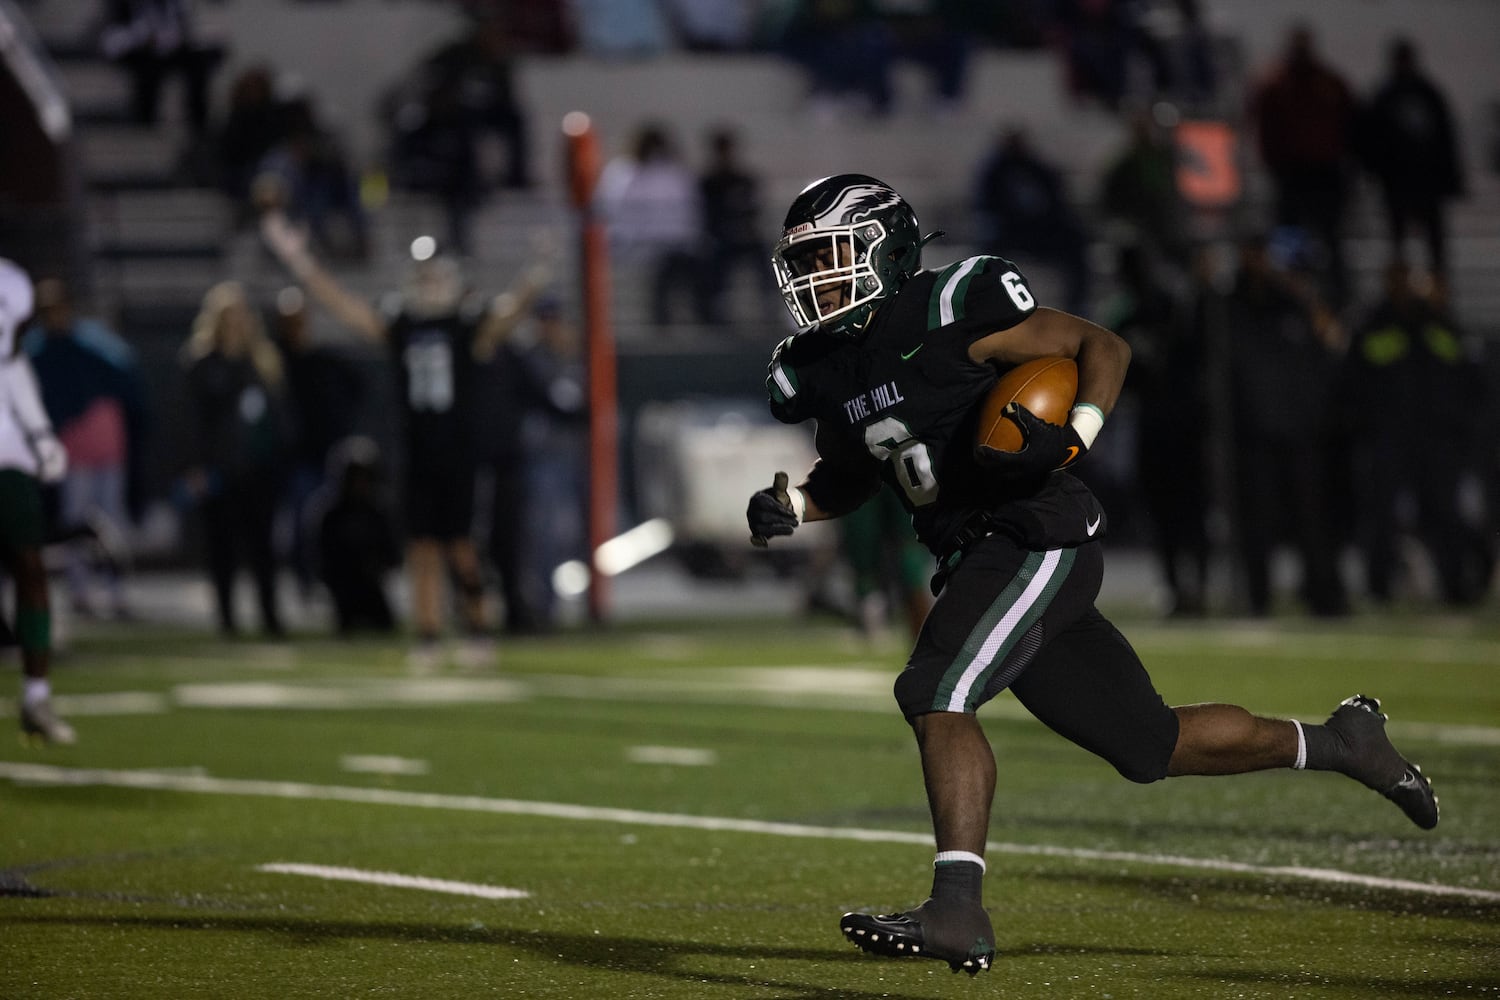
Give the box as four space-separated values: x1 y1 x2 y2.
745 175 1439 974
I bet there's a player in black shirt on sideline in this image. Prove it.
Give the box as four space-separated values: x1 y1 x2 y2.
262 214 548 669
745 175 1440 975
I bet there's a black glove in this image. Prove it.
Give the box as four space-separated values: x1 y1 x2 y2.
748 471 798 547
975 401 1088 479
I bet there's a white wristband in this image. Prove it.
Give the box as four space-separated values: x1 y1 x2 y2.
1068 403 1105 450
787 485 807 524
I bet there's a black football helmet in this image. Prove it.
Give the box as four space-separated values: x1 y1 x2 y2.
772 174 926 339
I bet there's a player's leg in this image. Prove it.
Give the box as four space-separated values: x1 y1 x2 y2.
445 538 489 634
406 538 444 642
911 711 994 857
1014 609 1438 828
841 540 1096 973
0 470 74 745
435 463 489 638
840 708 998 975
1167 704 1296 774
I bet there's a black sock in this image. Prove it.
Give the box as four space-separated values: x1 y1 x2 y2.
1301 723 1348 773
931 860 983 907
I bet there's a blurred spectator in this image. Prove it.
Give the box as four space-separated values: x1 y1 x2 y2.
424 13 533 190
1099 107 1189 269
178 281 293 638
470 0 574 54
1338 262 1490 606
472 292 585 635
1155 0 1218 109
254 93 368 261
384 13 532 253
596 121 705 328
697 126 768 325
270 286 367 601
1100 245 1208 616
1224 235 1347 617
879 0 973 115
312 435 399 636
770 0 890 117
570 0 671 55
0 257 74 745
661 0 757 51
261 213 550 667
496 295 587 631
1055 0 1166 111
97 0 224 137
1355 37 1466 286
0 8 78 282
216 64 288 210
770 0 972 118
21 278 148 619
1247 24 1358 308
386 69 482 254
973 127 1091 316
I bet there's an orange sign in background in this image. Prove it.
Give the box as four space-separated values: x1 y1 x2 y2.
1175 120 1242 209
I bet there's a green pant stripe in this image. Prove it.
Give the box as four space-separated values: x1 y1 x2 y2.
932 547 1076 712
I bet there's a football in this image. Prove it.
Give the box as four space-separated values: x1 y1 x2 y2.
975 357 1078 453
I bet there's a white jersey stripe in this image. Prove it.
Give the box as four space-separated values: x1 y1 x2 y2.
771 361 796 400
937 257 982 326
943 549 1064 712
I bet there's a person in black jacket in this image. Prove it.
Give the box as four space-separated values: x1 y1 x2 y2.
1356 37 1466 285
179 281 292 637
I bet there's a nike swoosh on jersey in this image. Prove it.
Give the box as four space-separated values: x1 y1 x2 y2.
1086 515 1101 536
900 344 923 360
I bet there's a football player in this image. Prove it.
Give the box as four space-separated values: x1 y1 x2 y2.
263 216 548 667
746 175 1439 975
0 258 74 744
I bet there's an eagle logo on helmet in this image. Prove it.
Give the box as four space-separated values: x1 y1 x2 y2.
812 184 904 228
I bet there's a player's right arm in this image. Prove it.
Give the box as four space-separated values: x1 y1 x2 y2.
748 422 881 545
260 210 387 343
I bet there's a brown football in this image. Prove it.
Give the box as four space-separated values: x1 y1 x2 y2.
975 357 1078 453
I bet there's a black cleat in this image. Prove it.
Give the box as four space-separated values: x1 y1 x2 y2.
840 899 995 975
1325 694 1439 830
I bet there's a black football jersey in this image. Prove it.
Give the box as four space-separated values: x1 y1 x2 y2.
383 295 487 465
765 255 1096 554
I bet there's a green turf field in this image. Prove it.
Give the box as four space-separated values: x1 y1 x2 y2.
4 607 1498 998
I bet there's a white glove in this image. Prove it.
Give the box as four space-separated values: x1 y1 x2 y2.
33 432 67 483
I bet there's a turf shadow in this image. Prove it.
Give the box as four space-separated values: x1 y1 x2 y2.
1179 968 1500 995
0 913 949 998
1030 868 1500 920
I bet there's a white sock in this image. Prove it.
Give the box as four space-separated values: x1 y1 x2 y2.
22 677 51 709
1290 719 1307 770
934 850 986 873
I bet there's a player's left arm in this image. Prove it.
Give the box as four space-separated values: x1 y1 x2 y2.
970 306 1131 418
970 307 1132 470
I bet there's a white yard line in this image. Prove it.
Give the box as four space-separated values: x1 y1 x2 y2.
256 863 527 899
4 669 1497 747
625 745 718 766
4 762 1497 905
339 754 430 776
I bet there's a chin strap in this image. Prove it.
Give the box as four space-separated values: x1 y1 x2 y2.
919 230 946 249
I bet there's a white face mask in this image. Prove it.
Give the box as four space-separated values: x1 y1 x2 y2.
0 258 35 358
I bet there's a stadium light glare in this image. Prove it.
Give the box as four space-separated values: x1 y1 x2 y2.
551 518 675 597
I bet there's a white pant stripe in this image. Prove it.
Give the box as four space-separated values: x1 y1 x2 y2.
943 549 1064 712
